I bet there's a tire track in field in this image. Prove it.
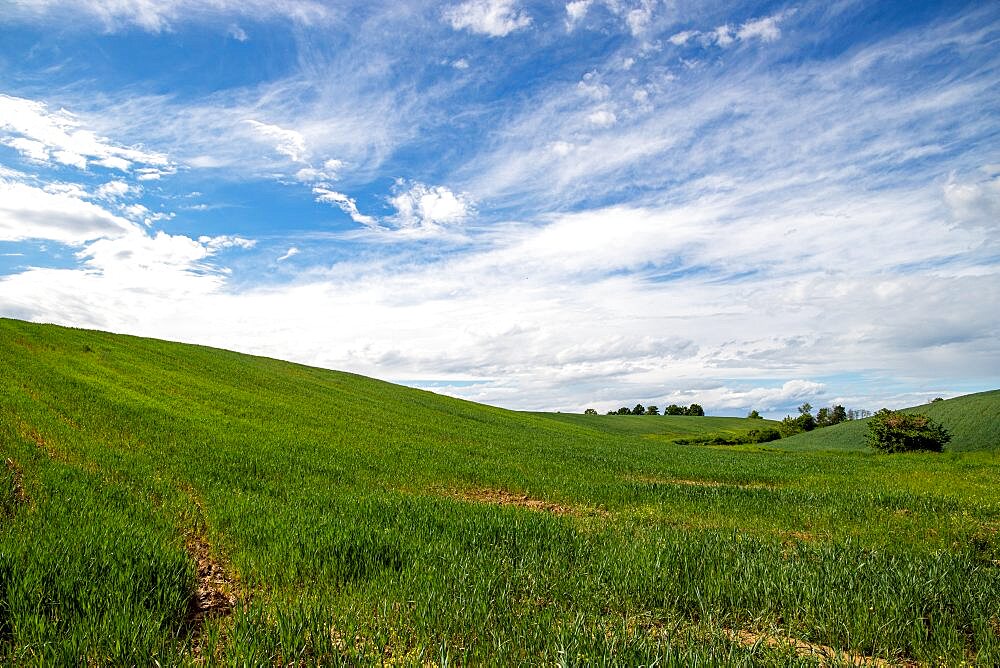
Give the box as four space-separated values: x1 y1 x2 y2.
178 484 241 661
3 457 28 510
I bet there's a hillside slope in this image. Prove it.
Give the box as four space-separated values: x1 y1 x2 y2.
529 412 780 439
2 318 999 666
774 390 1000 452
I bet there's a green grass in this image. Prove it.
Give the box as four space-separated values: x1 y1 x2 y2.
531 412 779 440
1 317 999 665
774 390 1000 453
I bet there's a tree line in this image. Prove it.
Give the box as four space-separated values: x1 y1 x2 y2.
778 402 872 436
583 403 705 416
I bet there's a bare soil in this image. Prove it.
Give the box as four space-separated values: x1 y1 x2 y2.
4 457 28 507
459 487 574 514
179 486 239 660
724 628 918 667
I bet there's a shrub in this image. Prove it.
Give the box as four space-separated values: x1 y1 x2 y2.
747 427 781 443
866 409 951 453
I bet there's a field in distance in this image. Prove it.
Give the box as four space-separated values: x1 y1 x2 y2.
1 317 998 665
772 389 1000 453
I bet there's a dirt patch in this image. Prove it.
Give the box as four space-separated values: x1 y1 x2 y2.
4 458 28 507
459 488 574 514
179 486 240 660
781 530 818 542
724 628 916 667
15 420 60 461
630 475 778 490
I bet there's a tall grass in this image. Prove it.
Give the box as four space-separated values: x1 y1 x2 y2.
1 318 998 665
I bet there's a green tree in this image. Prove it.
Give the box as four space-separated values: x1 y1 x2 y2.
616 407 630 415
747 409 762 419
633 403 645 416
866 409 950 453
686 403 704 416
665 404 685 415
646 405 660 415
831 405 847 425
583 408 598 415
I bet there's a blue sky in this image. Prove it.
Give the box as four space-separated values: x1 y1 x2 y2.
0 0 997 416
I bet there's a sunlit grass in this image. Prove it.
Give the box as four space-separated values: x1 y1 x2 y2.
1 318 998 665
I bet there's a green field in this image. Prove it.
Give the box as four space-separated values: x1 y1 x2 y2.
774 390 1000 453
2 318 999 666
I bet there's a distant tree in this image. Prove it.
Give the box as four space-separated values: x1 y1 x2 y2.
606 410 616 415
686 403 705 416
584 408 598 415
816 407 831 427
831 405 847 425
932 397 944 403
646 405 660 415
616 407 631 415
665 404 685 415
633 403 646 416
867 409 950 453
780 403 817 436
747 409 762 419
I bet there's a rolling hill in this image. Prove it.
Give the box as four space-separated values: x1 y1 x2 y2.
2 318 999 666
774 390 1000 453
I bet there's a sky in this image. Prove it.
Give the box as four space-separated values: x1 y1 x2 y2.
0 0 997 417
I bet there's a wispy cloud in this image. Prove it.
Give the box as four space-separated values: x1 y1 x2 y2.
0 1 997 414
0 94 171 173
312 187 378 227
2 0 333 32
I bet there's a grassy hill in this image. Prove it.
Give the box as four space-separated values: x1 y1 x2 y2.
531 412 779 440
774 390 1000 453
2 318 999 666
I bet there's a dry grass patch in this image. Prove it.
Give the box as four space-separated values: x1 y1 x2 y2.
3 458 28 508
450 488 608 517
724 628 918 667
628 474 779 490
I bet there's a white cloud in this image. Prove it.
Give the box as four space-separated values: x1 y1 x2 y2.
944 170 1000 230
0 94 170 173
5 137 49 161
227 24 248 41
452 58 470 70
96 180 133 201
587 109 617 127
0 179 135 244
444 0 532 37
577 71 610 100
389 181 473 230
244 119 308 163
712 24 735 47
121 203 174 226
548 141 575 157
313 187 378 227
625 1 656 36
736 15 784 43
659 380 826 414
277 247 299 262
565 0 592 29
199 235 256 252
669 29 697 46
670 11 792 50
1 0 332 33
295 158 344 184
